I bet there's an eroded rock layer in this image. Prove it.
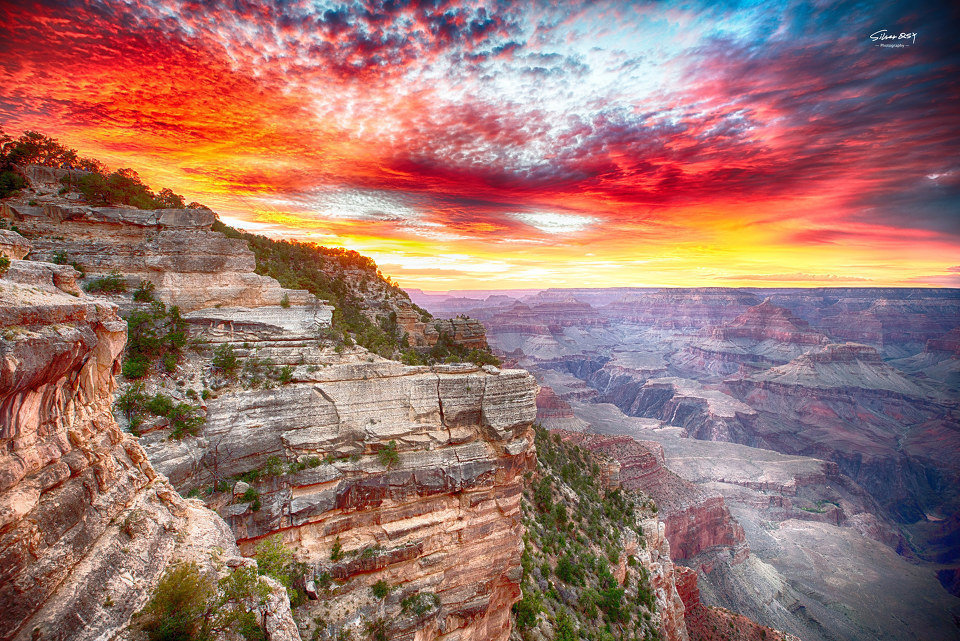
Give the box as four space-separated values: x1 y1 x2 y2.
0 268 297 641
143 352 539 641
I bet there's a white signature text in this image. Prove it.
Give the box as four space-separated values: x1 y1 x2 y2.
870 29 917 44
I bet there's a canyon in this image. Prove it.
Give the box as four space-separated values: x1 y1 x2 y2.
2 166 718 641
413 286 960 641
2 162 956 641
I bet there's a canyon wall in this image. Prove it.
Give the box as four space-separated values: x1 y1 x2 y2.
0 263 297 641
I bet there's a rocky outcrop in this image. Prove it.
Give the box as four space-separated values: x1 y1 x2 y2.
638 516 691 641
0 269 298 641
603 377 761 443
534 385 588 431
2 201 317 312
557 432 748 567
0 230 30 260
925 327 960 356
141 347 539 641
395 301 488 349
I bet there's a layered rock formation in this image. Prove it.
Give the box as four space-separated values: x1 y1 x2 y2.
600 289 762 328
673 300 830 379
534 385 588 431
557 432 748 568
395 300 488 349
1 201 318 313
764 288 960 355
726 343 960 522
139 335 539 641
604 377 760 443
0 264 297 641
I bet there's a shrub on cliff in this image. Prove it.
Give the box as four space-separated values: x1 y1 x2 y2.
514 425 659 640
0 170 26 198
377 440 400 469
253 534 307 607
84 271 127 294
0 254 9 277
139 560 271 641
212 344 240 379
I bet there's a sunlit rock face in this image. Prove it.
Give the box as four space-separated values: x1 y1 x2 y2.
145 358 538 641
0 269 297 641
3 200 319 312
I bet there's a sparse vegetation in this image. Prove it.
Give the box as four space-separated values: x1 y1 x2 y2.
121 302 188 379
370 579 390 599
211 343 240 379
400 591 440 617
513 425 660 641
138 560 270 641
0 255 9 277
134 280 156 302
210 219 498 365
84 271 127 294
377 440 399 469
330 537 344 562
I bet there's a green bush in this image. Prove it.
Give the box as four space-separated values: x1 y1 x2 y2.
122 355 151 379
330 536 344 561
0 254 10 277
138 561 215 641
168 403 204 439
400 591 440 616
146 393 174 416
115 384 148 422
365 618 388 641
555 554 585 586
279 293 290 308
370 579 390 599
0 170 26 198
377 440 399 469
212 344 239 379
253 534 305 606
73 168 187 210
512 589 541 629
134 280 156 302
84 271 127 293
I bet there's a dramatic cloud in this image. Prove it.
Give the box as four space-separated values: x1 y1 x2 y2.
1 0 957 287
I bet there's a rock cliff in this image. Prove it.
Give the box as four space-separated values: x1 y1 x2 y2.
161 358 538 640
0 264 297 641
556 432 748 568
2 201 319 313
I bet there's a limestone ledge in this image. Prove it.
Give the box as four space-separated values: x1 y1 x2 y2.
3 201 317 312
144 363 538 641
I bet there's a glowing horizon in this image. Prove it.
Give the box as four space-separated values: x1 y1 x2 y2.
1 0 958 290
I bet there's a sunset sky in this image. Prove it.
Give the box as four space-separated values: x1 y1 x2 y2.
1 0 958 289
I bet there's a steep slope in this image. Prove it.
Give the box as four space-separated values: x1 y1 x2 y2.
513 426 689 641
